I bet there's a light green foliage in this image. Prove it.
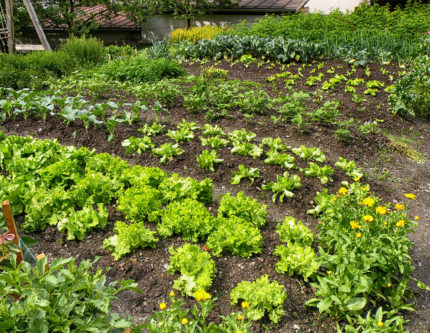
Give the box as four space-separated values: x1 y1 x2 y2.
57 203 108 241
0 256 139 332
261 137 289 152
158 174 213 204
262 171 301 202
306 73 324 86
200 136 229 149
335 157 363 180
306 189 335 217
347 78 364 87
228 128 256 143
358 120 381 136
217 192 266 228
300 162 334 184
124 165 168 188
308 100 340 124
230 165 260 185
292 145 326 163
276 216 313 246
206 217 263 258
121 136 155 154
103 221 158 260
366 80 384 89
197 149 224 171
167 128 195 142
277 91 309 121
343 307 409 332
158 198 215 241
116 186 163 223
230 275 287 323
201 124 226 137
167 243 216 296
138 122 165 136
231 141 263 158
152 143 184 164
274 243 319 281
322 74 346 90
264 150 296 169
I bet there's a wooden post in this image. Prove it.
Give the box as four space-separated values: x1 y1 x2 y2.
22 0 51 51
5 0 14 54
2 200 24 264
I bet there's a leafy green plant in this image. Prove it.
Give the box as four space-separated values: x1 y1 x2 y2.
274 243 319 281
217 192 266 228
308 100 340 124
138 122 165 136
117 186 163 223
201 124 226 137
300 162 334 184
335 118 355 142
335 157 363 180
0 256 139 333
261 137 289 152
57 204 108 241
264 150 296 169
196 150 224 171
200 136 229 149
158 199 214 242
122 136 155 154
292 145 326 162
103 221 158 260
358 120 382 136
152 143 184 164
231 141 263 158
167 243 216 296
230 275 287 323
228 128 256 143
262 172 301 202
230 165 260 185
276 216 314 246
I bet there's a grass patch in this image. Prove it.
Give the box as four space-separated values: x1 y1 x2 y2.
386 134 425 163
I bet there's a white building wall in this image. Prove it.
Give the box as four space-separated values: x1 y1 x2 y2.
305 0 364 13
141 14 263 42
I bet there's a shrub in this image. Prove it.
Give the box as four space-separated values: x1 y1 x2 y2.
59 35 105 66
98 56 184 83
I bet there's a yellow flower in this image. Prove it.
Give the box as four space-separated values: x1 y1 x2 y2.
378 321 384 327
181 318 188 325
362 215 374 223
361 185 370 191
361 197 375 207
396 220 405 227
414 216 419 220
338 187 348 195
170 291 175 297
404 193 416 200
236 331 244 333
354 177 361 182
327 270 332 275
376 206 387 215
387 282 391 288
159 302 167 310
395 203 405 211
193 289 211 302
237 315 243 320
350 221 362 230
332 197 337 202
356 232 362 238
384 221 388 226
241 301 249 309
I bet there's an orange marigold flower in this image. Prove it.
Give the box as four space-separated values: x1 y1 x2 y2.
241 301 250 309
362 215 374 223
159 302 167 310
193 289 211 302
338 187 348 195
395 203 405 211
378 321 384 327
376 206 387 215
396 220 405 227
404 193 416 200
356 232 362 238
237 315 243 320
415 216 419 220
170 291 175 297
384 221 388 226
181 318 189 325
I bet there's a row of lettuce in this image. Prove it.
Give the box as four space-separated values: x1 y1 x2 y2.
0 132 426 331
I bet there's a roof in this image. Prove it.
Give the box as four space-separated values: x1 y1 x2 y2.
78 5 137 30
233 0 308 12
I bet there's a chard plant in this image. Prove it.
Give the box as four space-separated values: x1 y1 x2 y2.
152 143 184 164
196 150 224 171
262 172 301 203
230 165 260 185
